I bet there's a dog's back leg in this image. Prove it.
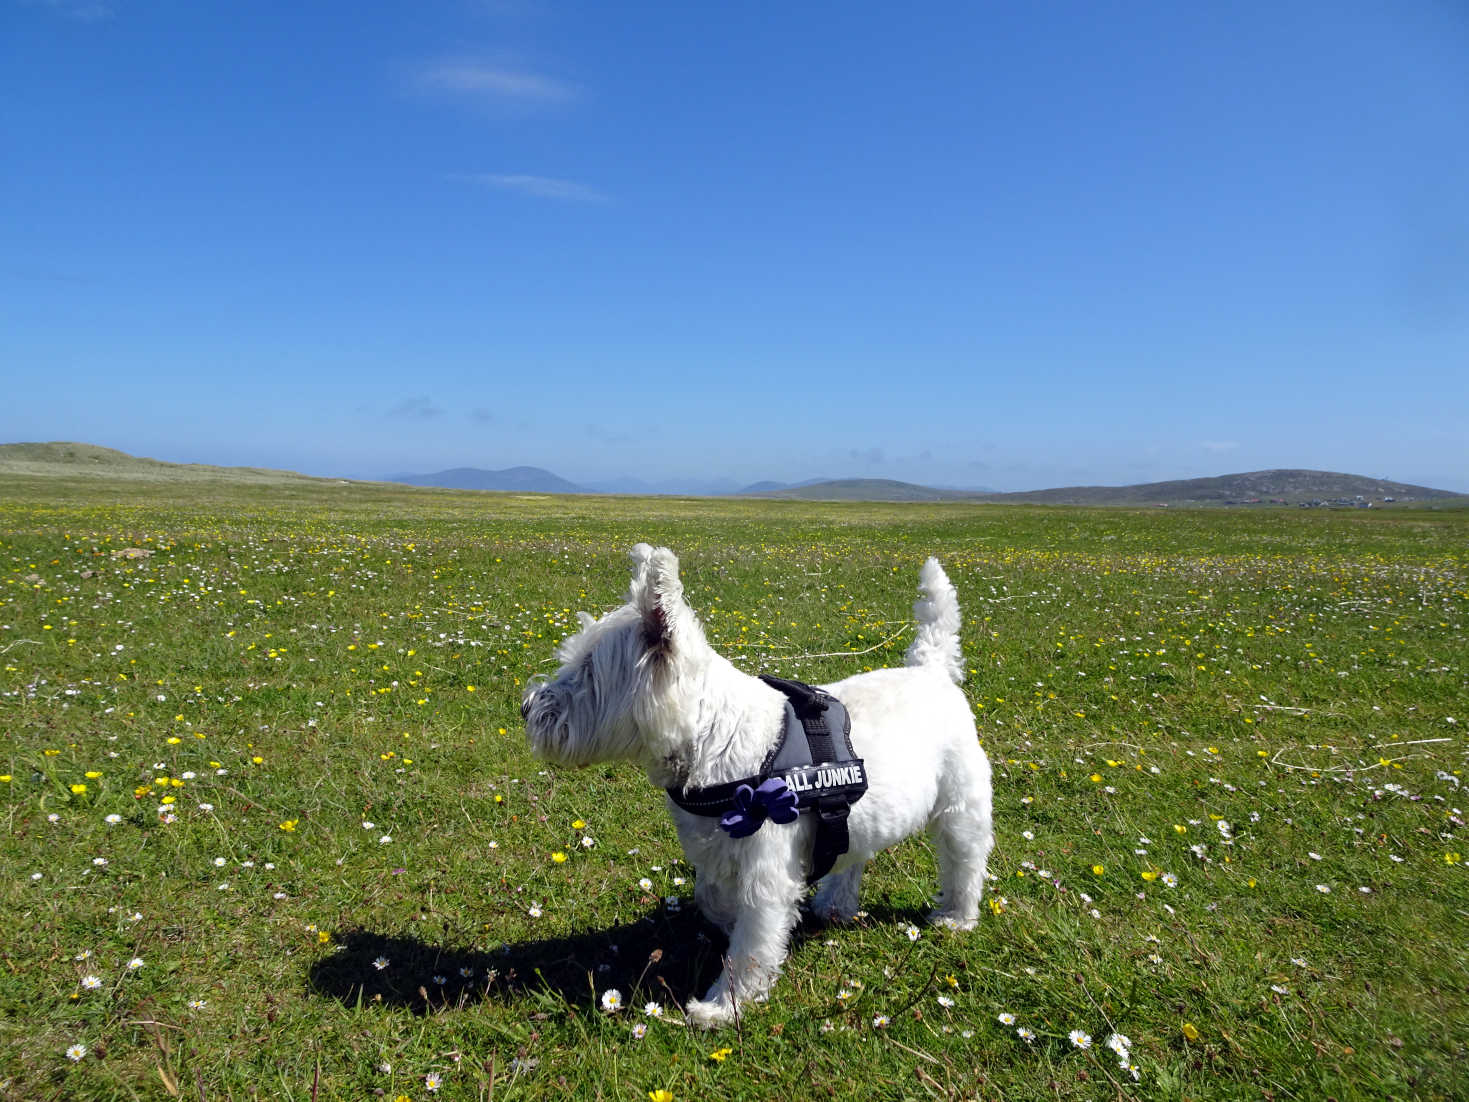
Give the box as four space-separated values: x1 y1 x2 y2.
926 782 993 930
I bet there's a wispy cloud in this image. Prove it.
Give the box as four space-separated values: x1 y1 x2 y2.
414 60 575 105
1200 440 1241 454
454 173 609 203
387 396 443 420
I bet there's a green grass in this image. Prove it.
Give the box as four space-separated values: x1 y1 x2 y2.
1 475 1465 1100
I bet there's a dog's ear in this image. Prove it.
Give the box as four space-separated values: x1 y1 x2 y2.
629 544 684 654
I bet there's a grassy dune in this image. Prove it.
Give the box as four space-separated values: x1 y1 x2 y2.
1 476 1465 1100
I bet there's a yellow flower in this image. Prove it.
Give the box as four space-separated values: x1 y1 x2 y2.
1089 773 1102 783
251 756 263 765
0 775 11 783
279 819 298 832
551 852 567 864
70 783 88 795
709 1047 732 1062
1141 870 1158 881
317 930 331 944
572 819 586 830
85 771 102 779
1182 1022 1200 1042
649 1091 674 1102
1091 865 1105 876
1446 852 1462 865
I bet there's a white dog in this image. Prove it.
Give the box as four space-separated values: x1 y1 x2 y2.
522 544 993 1027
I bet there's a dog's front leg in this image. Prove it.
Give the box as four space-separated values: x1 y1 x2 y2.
686 894 801 1028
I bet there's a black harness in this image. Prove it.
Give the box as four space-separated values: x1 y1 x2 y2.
666 675 868 884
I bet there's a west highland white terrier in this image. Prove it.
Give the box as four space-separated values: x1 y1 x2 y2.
522 544 994 1028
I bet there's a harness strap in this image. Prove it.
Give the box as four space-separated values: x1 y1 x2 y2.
666 676 866 885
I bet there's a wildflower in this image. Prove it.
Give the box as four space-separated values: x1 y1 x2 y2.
1106 1032 1132 1059
998 1012 1016 1025
572 819 586 830
527 905 542 918
70 784 87 795
81 975 102 990
638 877 654 891
425 1071 442 1092
104 814 122 825
643 1001 664 1018
872 1014 890 1028
632 1022 648 1039
937 995 955 1008
708 1046 732 1062
1271 984 1289 994
379 834 392 845
1092 864 1104 875
66 1043 87 1061
1016 1026 1035 1042
1182 1021 1200 1041
373 956 390 971
1315 884 1332 894
905 924 920 941
648 1091 674 1102
600 988 623 1012
1161 872 1178 888
279 820 297 832
551 851 567 864
1069 1029 1093 1049
126 957 144 971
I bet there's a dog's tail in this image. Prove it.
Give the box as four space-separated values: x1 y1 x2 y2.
904 557 964 683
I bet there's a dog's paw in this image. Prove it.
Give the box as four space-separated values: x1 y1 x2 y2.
685 996 737 1030
927 910 978 931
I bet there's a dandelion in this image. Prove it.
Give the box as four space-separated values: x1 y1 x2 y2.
66 1043 87 1061
1069 1029 1093 1049
600 988 623 1012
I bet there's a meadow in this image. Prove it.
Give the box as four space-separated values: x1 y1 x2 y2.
1 476 1465 1101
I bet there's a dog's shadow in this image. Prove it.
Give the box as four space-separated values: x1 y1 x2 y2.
307 907 725 1016
307 902 930 1016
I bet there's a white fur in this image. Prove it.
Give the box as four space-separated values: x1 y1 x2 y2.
522 546 994 1028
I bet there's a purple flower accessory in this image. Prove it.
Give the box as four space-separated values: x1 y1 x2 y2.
719 777 799 838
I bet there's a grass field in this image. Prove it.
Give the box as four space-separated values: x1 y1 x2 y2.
1 476 1465 1100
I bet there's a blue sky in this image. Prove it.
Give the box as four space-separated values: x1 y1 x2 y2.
4 1 1467 492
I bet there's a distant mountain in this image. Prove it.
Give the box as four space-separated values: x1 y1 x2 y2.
745 469 1464 505
991 469 1462 506
0 441 331 485
388 466 588 494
